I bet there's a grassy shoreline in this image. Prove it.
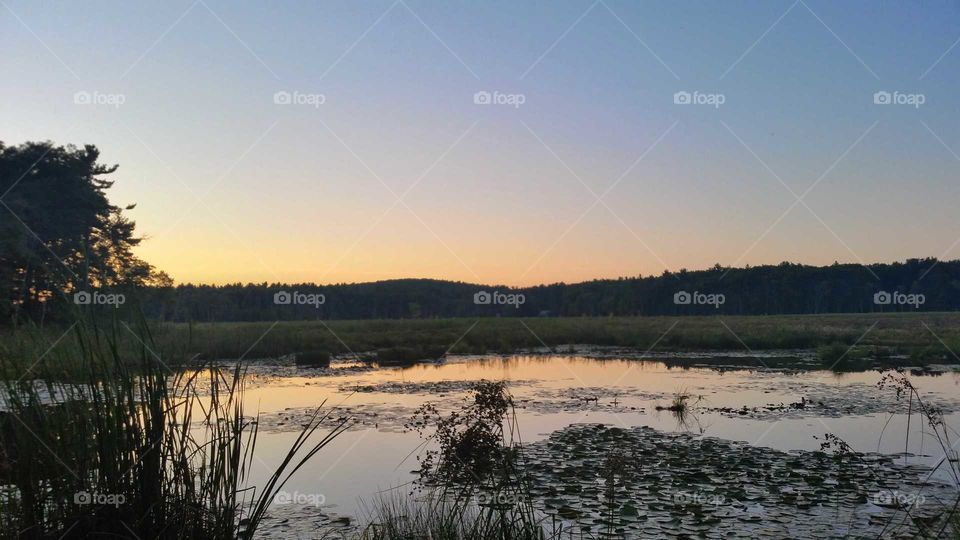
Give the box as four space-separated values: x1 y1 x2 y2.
4 313 959 377
157 312 960 363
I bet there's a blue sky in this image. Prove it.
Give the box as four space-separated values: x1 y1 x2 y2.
2 1 959 285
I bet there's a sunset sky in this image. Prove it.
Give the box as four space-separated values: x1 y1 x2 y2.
3 1 959 286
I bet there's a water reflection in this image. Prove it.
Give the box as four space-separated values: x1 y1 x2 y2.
236 353 960 523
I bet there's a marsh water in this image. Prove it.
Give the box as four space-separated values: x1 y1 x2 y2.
238 350 960 538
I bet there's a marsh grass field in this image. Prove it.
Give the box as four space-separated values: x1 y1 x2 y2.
6 312 960 379
144 312 960 366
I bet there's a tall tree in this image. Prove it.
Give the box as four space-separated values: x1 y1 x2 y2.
0 141 167 322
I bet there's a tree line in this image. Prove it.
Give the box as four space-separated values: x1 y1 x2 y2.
2 140 957 324
134 258 957 321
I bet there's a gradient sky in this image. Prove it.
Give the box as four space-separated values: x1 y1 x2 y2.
3 1 959 286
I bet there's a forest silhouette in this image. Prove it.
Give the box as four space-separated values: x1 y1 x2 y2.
1 140 956 324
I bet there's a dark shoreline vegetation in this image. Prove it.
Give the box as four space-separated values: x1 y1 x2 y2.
42 312 960 369
118 256 959 321
21 257 960 323
4 312 960 380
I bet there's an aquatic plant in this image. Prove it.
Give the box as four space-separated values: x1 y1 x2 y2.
819 370 960 538
877 371 960 537
654 389 706 432
294 349 331 367
407 381 513 486
669 392 692 413
357 489 556 540
385 381 563 540
0 316 347 539
816 341 868 370
525 423 949 537
375 345 447 366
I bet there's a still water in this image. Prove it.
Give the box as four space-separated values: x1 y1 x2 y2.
238 352 960 536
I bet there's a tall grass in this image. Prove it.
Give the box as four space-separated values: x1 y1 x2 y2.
0 316 347 539
107 313 960 362
359 489 552 540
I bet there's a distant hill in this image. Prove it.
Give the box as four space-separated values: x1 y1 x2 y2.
139 258 960 321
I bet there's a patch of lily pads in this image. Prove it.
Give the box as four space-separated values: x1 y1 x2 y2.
253 403 409 433
518 423 957 538
337 380 661 415
252 502 355 538
337 379 536 395
700 379 960 420
253 380 659 434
